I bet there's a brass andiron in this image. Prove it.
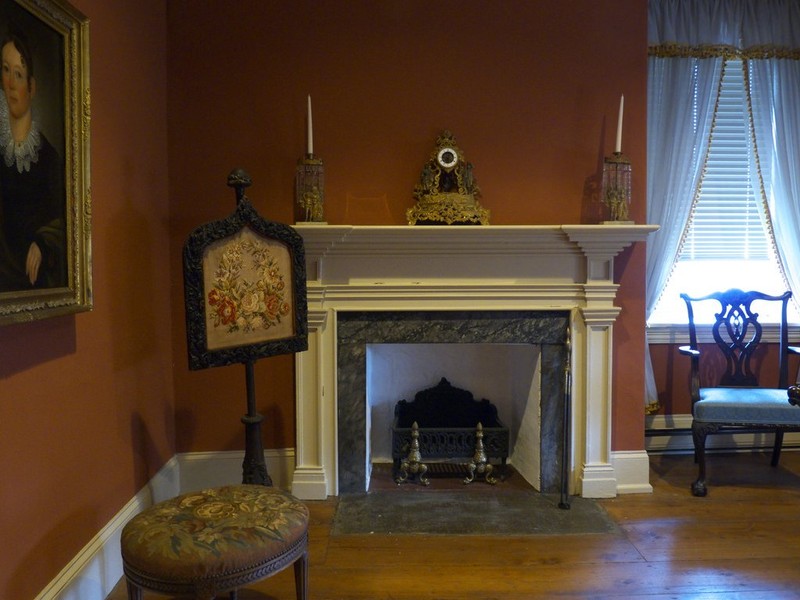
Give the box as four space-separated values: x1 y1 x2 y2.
464 422 497 485
395 421 430 486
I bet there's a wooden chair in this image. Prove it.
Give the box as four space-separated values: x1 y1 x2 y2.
679 289 800 496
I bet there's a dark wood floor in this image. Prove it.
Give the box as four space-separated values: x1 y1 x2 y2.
108 452 800 599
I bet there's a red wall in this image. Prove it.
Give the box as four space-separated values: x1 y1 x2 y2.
166 0 649 455
0 1 172 598
2 2 649 597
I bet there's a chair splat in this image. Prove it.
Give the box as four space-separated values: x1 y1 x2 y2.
679 288 800 496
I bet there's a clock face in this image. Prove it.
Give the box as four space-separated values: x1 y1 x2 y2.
437 147 458 170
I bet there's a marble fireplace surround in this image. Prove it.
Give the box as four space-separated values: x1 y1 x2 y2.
291 224 658 500
338 309 569 494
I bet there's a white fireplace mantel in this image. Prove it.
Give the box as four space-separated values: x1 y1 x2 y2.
291 224 658 499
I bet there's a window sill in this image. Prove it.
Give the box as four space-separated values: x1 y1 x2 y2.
647 322 800 344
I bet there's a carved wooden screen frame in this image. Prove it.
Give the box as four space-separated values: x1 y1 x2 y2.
183 193 307 370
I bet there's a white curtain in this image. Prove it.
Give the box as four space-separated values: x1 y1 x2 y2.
744 1 800 303
646 0 800 411
645 1 727 411
645 57 721 316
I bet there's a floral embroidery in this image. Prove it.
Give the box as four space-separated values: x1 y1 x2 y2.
207 239 291 334
122 485 309 565
195 501 236 520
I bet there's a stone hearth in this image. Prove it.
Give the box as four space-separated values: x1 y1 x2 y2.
290 224 657 500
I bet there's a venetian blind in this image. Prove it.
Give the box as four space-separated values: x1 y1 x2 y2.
680 59 771 262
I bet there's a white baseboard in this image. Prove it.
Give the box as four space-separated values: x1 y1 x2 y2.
579 463 618 498
291 465 330 500
35 449 294 600
646 414 800 453
178 449 296 492
611 450 653 494
34 455 181 600
33 443 681 599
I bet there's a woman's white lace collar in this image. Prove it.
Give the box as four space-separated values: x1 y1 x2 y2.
0 90 41 173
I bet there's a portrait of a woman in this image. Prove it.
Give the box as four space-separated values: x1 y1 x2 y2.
0 26 65 291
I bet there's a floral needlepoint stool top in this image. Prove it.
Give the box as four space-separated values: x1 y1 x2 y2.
121 484 309 600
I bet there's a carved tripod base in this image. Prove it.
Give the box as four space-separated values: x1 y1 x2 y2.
465 423 498 485
395 422 430 486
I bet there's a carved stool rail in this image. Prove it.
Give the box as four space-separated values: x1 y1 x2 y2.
121 484 309 600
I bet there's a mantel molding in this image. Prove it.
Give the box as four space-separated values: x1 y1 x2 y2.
294 224 659 287
290 222 659 500
296 223 658 263
562 224 659 256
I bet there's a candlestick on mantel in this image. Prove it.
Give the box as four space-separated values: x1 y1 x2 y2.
297 95 325 223
615 94 624 154
307 95 314 156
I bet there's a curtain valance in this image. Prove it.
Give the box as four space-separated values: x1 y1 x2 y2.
649 0 800 54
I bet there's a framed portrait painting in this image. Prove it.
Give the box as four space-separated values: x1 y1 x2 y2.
183 171 308 370
0 0 90 325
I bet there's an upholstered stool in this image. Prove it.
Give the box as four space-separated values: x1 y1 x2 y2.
121 484 309 599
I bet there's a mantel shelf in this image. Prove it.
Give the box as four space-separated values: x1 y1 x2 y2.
293 223 659 285
294 223 658 253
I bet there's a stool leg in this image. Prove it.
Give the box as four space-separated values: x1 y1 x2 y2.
125 578 143 600
294 550 308 600
229 590 238 600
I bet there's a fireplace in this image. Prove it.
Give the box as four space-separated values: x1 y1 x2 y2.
337 310 568 493
290 224 657 500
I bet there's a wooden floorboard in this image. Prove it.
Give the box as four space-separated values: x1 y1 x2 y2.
106 452 800 599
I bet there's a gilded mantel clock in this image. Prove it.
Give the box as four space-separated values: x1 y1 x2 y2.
407 130 490 225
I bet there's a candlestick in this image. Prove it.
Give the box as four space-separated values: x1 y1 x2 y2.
602 152 632 223
307 95 313 156
615 94 624 153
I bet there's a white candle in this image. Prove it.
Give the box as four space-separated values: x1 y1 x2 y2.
615 94 624 154
307 95 313 155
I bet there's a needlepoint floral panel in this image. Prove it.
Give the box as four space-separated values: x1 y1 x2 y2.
183 192 307 370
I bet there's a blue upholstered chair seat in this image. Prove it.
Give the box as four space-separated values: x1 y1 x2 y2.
696 388 800 425
680 289 800 497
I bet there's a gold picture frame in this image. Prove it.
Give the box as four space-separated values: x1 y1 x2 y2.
183 171 308 370
0 0 90 325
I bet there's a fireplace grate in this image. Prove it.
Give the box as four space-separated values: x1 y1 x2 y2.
391 378 509 479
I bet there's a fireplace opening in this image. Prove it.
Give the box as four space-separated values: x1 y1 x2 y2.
366 343 540 490
336 310 569 495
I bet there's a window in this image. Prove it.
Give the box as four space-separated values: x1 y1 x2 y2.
647 59 797 325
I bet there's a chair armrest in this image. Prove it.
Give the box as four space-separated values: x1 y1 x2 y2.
679 345 701 402
790 385 800 406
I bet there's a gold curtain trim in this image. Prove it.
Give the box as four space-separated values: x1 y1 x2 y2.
650 58 725 314
649 43 800 60
742 61 798 310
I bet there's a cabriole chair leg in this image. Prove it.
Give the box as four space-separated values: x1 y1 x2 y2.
692 423 709 497
771 429 784 466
